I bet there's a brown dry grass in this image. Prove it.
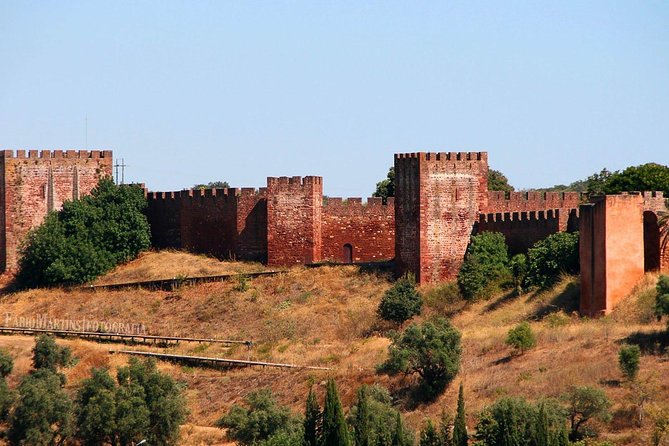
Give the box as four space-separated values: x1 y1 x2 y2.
0 251 667 445
94 250 266 285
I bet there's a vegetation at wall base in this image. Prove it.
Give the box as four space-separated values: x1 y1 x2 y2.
526 232 579 289
457 232 510 300
16 178 150 288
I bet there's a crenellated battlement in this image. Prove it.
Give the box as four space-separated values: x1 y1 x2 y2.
394 151 487 162
478 209 563 224
324 197 394 207
2 149 113 159
266 176 322 189
485 190 583 213
147 187 267 202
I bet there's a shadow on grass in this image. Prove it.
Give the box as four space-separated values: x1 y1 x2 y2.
483 289 519 313
620 329 669 355
492 355 513 366
530 280 580 319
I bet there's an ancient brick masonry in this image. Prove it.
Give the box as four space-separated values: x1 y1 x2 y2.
0 150 113 271
394 152 489 283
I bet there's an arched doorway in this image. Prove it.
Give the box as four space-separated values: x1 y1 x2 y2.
644 211 661 272
343 244 353 264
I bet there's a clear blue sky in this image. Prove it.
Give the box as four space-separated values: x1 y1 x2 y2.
1 1 667 197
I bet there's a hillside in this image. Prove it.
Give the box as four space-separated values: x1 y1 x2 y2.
0 251 667 445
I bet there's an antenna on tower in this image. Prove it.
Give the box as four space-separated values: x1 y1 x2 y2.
114 158 127 184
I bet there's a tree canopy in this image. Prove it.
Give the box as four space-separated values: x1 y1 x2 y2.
17 178 150 288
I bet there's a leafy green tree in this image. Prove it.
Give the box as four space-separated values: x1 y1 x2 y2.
488 169 514 192
218 388 300 446
563 386 611 440
115 382 150 446
603 163 669 196
419 420 440 446
193 180 230 190
373 167 395 204
117 357 187 446
17 178 150 288
32 334 72 372
457 232 510 300
0 349 14 378
510 254 528 295
378 273 423 325
304 386 321 446
380 318 462 400
536 402 549 446
322 379 351 446
0 377 13 422
76 368 117 446
439 410 453 446
391 412 407 446
526 232 579 289
618 344 641 381
506 322 537 355
8 368 74 446
453 382 467 446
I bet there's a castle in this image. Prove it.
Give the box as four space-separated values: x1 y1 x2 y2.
1 149 667 316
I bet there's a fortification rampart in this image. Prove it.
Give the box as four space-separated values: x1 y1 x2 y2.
145 187 268 262
476 208 578 255
484 191 583 213
0 149 112 270
321 197 395 263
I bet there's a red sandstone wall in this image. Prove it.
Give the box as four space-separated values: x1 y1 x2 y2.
0 149 113 271
476 209 572 255
580 194 645 316
321 197 395 263
145 188 267 262
395 152 488 283
266 176 322 266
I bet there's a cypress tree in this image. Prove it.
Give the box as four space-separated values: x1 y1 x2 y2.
452 383 467 446
419 420 440 446
391 412 404 446
536 403 549 446
354 386 370 446
439 410 452 446
322 379 351 446
304 386 321 446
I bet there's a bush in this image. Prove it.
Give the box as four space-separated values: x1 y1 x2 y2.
457 232 510 300
526 232 579 289
348 385 413 446
0 349 14 378
217 389 301 446
656 275 669 329
510 253 528 295
32 335 72 372
618 344 641 381
379 318 462 400
16 178 150 288
378 273 423 325
506 322 537 355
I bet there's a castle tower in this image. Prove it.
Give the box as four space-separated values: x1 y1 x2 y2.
266 176 323 266
394 152 488 283
0 150 113 271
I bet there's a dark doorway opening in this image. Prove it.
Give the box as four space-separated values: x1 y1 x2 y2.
644 211 661 272
343 244 353 264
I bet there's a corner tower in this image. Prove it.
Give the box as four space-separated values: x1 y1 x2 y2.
394 152 488 283
0 149 113 271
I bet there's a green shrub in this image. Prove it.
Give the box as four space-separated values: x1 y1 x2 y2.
457 232 510 300
0 349 14 378
506 322 537 355
217 389 301 446
526 232 579 289
378 273 423 325
618 344 641 381
348 385 413 446
656 275 669 330
16 179 150 288
563 386 612 440
510 253 528 294
379 317 461 400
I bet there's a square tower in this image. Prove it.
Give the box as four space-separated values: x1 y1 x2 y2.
394 152 488 283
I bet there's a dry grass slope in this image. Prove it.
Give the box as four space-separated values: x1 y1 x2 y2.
0 251 666 445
